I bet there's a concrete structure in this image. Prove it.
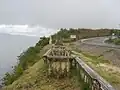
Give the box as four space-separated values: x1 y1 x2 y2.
49 36 52 44
43 45 73 78
70 35 76 39
72 56 115 90
70 35 77 41
43 45 115 90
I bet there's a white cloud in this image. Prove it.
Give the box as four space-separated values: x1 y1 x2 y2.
0 25 58 37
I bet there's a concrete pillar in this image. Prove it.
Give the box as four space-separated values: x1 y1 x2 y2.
49 60 53 75
90 78 94 90
74 59 77 67
79 67 82 80
64 61 67 76
81 71 85 80
76 63 80 77
84 75 87 83
49 36 52 44
92 79 101 90
69 59 73 69
87 76 92 89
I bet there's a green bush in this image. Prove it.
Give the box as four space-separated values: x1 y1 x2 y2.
2 37 49 85
106 38 120 45
114 39 120 45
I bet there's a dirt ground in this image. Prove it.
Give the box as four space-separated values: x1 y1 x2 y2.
70 41 120 90
74 42 120 68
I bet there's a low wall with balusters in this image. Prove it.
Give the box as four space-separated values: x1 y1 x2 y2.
43 45 115 90
71 55 115 90
43 45 73 78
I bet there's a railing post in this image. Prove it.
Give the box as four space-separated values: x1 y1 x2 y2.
88 76 93 90
76 62 80 79
74 59 77 67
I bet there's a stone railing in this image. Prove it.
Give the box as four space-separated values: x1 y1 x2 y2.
72 55 115 90
43 45 115 90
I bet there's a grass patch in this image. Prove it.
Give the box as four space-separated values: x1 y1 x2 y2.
2 37 49 86
69 42 120 85
3 45 82 90
81 52 110 64
3 59 82 90
72 50 120 85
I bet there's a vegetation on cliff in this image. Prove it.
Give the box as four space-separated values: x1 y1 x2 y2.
51 28 112 43
2 37 49 85
3 45 82 90
2 28 112 87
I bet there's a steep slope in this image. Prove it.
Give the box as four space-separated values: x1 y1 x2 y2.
2 45 81 90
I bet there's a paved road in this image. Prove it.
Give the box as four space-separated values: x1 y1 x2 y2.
81 37 120 49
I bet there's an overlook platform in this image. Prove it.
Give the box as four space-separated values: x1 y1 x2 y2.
43 45 73 78
43 44 115 90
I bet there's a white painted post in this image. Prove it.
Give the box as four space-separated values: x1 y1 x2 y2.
49 36 52 44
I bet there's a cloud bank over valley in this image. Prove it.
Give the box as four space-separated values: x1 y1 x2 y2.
0 25 58 37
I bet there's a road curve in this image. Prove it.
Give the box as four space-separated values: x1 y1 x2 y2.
81 37 120 49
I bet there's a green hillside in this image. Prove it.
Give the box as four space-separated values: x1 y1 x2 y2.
2 28 112 90
2 45 81 90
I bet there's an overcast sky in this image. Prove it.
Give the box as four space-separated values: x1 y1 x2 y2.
0 0 120 28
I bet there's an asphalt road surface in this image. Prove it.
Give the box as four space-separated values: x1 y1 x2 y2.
81 37 120 49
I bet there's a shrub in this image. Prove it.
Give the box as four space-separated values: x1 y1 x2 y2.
2 37 49 85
